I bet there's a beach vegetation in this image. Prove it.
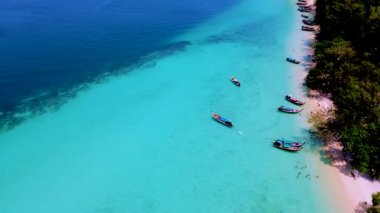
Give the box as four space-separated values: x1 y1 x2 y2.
373 192 380 206
368 206 380 213
307 0 380 178
368 192 380 212
308 110 335 141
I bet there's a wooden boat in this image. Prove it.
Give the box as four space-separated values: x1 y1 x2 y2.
299 9 311 12
273 140 302 152
302 19 314 26
298 7 311 12
286 57 301 64
211 112 233 127
275 139 305 148
297 2 307 5
301 26 315 31
298 4 312 8
285 95 305 105
230 77 241 87
301 14 309 19
278 106 303 114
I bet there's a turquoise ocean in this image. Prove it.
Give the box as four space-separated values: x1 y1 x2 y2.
0 0 344 212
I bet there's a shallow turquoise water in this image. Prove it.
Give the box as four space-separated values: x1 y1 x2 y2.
0 0 337 212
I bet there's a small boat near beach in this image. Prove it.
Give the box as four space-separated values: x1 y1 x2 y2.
301 14 309 19
302 19 314 26
286 57 301 64
296 2 307 5
278 106 303 114
301 25 315 31
230 77 241 87
285 95 305 105
300 5 312 9
273 140 303 152
298 7 311 12
275 139 305 148
211 112 233 127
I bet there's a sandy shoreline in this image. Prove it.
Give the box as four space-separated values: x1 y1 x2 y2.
288 0 380 211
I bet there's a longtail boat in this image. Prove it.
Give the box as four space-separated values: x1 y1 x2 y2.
230 77 241 87
278 106 303 114
275 139 305 148
300 5 312 9
286 57 301 64
301 26 315 31
285 95 305 105
298 7 311 12
302 19 314 26
273 140 302 152
211 112 233 127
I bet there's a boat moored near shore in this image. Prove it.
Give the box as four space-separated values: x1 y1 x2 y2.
273 139 303 152
278 106 303 114
285 95 305 105
302 19 314 26
298 7 311 12
275 139 305 148
296 2 307 5
286 57 301 64
301 25 315 31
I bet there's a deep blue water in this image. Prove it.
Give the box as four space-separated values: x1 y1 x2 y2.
0 0 236 113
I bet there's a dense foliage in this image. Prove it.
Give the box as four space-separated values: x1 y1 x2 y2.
368 206 380 213
368 192 380 212
306 0 380 178
373 192 380 206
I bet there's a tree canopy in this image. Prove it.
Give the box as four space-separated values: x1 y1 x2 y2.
307 0 380 178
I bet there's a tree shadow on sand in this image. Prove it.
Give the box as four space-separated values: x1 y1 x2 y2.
298 127 361 179
298 127 323 153
354 201 370 213
299 38 315 70
318 149 332 165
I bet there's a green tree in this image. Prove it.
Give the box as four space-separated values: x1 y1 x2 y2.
368 192 380 213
